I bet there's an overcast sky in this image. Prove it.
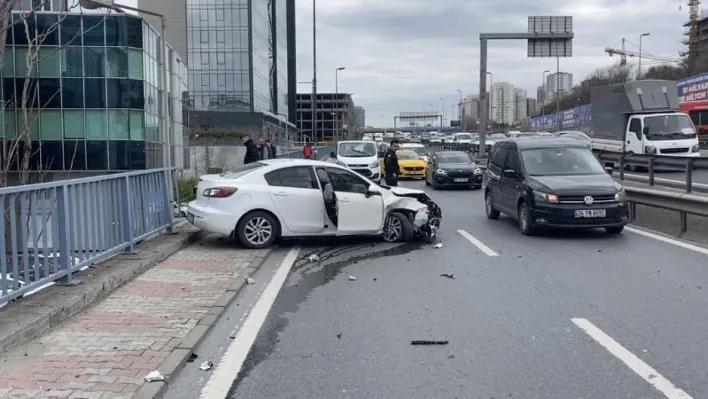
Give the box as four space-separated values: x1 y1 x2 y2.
294 0 690 127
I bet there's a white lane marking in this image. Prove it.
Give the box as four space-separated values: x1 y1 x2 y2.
457 229 498 256
571 318 693 399
625 226 708 257
199 248 300 398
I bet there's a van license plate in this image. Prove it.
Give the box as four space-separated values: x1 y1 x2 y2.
574 209 606 218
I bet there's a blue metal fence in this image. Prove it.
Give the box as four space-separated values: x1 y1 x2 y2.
0 168 175 304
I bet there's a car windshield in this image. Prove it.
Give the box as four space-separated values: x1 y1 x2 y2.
220 162 266 179
436 153 470 163
521 147 606 176
338 142 377 157
404 146 426 156
643 114 697 140
396 150 420 159
455 134 472 140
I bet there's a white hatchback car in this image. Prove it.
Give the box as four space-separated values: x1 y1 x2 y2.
186 159 442 249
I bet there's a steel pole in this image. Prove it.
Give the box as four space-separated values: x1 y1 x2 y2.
335 69 339 141
556 57 560 130
311 0 317 143
478 38 488 158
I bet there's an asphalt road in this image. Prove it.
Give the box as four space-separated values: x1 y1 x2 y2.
166 178 708 399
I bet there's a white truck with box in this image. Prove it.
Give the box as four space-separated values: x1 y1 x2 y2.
590 80 700 158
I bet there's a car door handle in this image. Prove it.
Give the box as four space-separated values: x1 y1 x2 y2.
273 191 288 196
339 198 350 203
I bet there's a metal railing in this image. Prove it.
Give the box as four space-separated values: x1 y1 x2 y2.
595 151 708 194
625 186 708 233
0 168 176 304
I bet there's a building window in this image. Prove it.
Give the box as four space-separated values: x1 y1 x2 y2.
63 110 85 138
105 16 128 47
84 47 106 77
128 48 143 79
82 16 106 47
129 110 144 139
86 140 107 170
108 109 129 139
106 47 129 77
84 78 106 108
126 17 143 48
200 31 208 43
64 140 86 169
216 31 225 43
39 110 62 140
86 109 107 139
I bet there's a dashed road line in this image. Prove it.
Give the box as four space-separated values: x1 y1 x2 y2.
457 229 498 256
571 318 693 399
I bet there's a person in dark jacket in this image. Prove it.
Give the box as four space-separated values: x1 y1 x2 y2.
242 135 260 164
259 138 277 159
383 139 401 186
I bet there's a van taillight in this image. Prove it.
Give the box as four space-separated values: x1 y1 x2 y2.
203 187 237 197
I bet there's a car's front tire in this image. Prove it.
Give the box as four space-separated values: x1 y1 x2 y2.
382 211 414 242
605 225 625 235
237 211 278 249
485 192 500 220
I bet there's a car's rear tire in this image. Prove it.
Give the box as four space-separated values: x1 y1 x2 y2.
237 211 278 249
605 225 624 235
518 201 535 236
485 192 500 220
382 211 414 242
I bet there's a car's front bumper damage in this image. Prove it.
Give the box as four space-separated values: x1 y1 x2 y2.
395 193 443 242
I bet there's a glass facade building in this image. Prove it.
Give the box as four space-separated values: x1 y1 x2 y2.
1 12 188 173
186 0 296 138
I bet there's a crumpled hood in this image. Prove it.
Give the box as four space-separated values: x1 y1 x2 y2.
388 186 426 196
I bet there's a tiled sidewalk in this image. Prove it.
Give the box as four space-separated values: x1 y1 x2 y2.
0 237 263 398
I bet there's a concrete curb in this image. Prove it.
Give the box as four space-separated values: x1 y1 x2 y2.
132 248 274 399
0 224 200 356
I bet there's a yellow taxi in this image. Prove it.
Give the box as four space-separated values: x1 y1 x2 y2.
380 149 427 179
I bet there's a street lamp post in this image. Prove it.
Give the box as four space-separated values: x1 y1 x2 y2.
439 97 445 128
335 66 345 141
312 0 317 143
457 89 464 131
638 32 650 79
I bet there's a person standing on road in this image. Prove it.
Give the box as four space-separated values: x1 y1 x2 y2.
383 139 401 186
243 135 260 164
303 142 313 159
260 138 276 159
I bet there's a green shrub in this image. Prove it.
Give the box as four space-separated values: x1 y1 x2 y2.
178 177 197 203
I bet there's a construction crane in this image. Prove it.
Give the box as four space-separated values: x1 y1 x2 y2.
605 38 682 65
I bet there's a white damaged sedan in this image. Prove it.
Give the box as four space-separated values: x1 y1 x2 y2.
186 159 442 248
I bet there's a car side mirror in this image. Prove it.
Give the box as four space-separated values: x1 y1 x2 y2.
365 184 382 197
503 169 517 178
604 166 614 175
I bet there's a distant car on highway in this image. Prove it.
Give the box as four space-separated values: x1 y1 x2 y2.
483 137 628 235
557 131 592 148
508 132 538 139
392 149 427 179
425 151 483 189
335 140 381 183
473 133 507 151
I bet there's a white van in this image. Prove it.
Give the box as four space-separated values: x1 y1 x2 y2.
335 141 381 183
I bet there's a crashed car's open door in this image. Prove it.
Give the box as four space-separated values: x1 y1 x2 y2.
323 167 384 235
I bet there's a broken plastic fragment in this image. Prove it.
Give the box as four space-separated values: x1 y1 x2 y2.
186 353 198 363
440 274 455 279
348 276 356 281
434 243 443 248
411 340 449 346
144 370 165 382
199 361 213 371
245 277 254 284
308 254 320 262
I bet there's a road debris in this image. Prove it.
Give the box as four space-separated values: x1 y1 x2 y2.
348 276 356 281
245 277 255 284
199 361 213 371
337 333 342 339
308 254 320 262
434 243 443 248
440 274 455 279
186 353 198 363
144 370 165 382
411 340 449 345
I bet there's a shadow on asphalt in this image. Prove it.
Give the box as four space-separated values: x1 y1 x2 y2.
495 215 627 241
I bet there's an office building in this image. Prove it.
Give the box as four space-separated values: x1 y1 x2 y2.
545 72 573 101
1 11 187 178
514 88 527 124
683 9 708 60
490 82 515 125
354 106 365 128
296 93 355 141
183 0 297 141
458 94 479 129
526 98 537 117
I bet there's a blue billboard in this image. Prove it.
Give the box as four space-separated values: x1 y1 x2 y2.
530 104 591 131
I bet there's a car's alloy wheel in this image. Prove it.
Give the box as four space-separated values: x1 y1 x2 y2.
243 216 273 246
383 214 403 242
518 203 535 236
